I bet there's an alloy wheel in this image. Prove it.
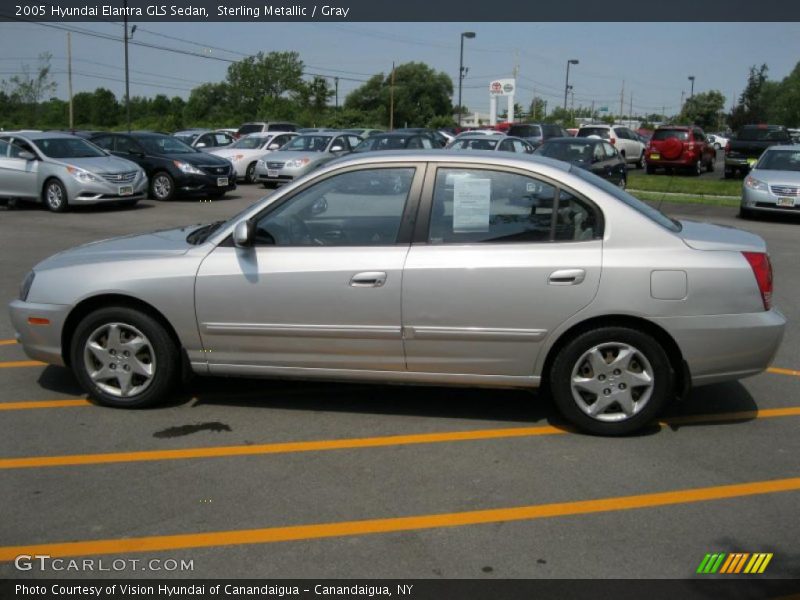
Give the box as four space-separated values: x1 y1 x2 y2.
83 322 156 398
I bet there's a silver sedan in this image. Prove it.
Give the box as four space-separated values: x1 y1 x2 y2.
9 151 785 435
740 145 800 218
255 133 362 186
0 132 147 212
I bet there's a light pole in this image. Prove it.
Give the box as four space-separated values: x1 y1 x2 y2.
564 59 579 111
457 31 476 128
688 75 695 98
123 1 136 133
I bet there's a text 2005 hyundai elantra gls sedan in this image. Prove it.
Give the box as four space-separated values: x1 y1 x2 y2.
9 151 785 435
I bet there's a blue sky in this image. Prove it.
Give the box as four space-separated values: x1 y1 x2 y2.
1 21 798 118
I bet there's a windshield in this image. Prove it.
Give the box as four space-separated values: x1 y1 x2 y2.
537 141 592 162
736 127 790 142
652 129 689 142
578 127 610 139
570 165 681 232
232 136 271 150
282 135 332 152
34 137 106 159
174 132 202 144
137 135 197 155
756 149 800 171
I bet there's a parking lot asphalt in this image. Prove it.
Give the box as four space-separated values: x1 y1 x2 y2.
0 181 798 579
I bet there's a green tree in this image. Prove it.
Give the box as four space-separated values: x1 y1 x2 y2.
89 88 119 127
767 61 800 127
729 64 770 130
678 90 726 129
225 51 306 120
184 82 232 124
1 52 57 125
345 62 453 128
528 97 546 121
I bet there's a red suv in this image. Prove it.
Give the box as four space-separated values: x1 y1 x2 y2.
645 126 715 176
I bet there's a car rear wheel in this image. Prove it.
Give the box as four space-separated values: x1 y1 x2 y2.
637 152 646 169
245 162 257 184
70 307 179 408
43 179 68 213
549 327 674 435
150 172 175 201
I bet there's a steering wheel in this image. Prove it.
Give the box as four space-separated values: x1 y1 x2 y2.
288 215 327 246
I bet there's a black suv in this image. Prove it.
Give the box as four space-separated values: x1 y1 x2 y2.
91 132 236 201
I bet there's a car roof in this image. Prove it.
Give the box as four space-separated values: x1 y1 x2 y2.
2 131 77 140
579 124 612 129
656 125 691 130
545 136 601 144
327 149 571 172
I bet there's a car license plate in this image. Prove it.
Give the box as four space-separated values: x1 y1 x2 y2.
650 153 660 160
118 185 134 196
216 177 228 187
747 158 758 167
777 197 795 207
267 169 279 178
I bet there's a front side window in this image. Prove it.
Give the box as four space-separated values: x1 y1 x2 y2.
428 168 558 244
252 168 416 247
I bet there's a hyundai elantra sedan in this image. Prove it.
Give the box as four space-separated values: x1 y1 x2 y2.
9 151 785 435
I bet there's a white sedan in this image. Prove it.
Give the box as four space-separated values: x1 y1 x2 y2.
208 132 297 183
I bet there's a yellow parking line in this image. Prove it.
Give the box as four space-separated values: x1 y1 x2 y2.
768 367 800 378
0 339 18 346
0 476 798 561
0 360 45 369
0 399 90 411
0 406 798 471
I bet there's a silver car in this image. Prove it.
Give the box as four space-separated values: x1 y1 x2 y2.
740 145 800 218
0 133 147 212
255 133 362 187
9 151 785 435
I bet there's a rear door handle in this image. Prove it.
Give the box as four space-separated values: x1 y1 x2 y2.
350 272 387 288
548 269 586 285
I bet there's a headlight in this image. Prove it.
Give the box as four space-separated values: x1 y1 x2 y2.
173 160 205 175
66 166 100 182
19 271 35 301
744 175 767 191
230 154 245 162
257 159 265 167
285 158 311 169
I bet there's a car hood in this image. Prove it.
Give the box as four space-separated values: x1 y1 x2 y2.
751 169 800 186
678 220 766 253
34 226 199 271
159 152 230 166
58 156 141 173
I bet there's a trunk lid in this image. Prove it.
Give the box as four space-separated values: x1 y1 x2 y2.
678 220 766 253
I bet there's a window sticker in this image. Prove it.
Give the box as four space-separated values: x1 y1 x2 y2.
453 177 491 232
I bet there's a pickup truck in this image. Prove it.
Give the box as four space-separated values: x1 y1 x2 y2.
724 124 792 178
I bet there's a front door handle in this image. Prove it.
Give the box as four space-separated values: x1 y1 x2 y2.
548 269 586 286
350 272 387 288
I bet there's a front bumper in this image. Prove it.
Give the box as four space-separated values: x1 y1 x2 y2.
742 186 800 213
255 163 312 186
652 309 786 386
65 176 148 205
8 299 72 366
174 171 237 195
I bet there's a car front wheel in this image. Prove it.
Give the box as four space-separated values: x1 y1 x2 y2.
549 327 674 435
245 162 257 184
150 172 175 201
43 179 68 213
70 307 179 408
637 152 646 169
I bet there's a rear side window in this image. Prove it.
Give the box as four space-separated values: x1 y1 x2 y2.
508 125 541 138
428 168 601 244
652 129 689 142
578 127 611 139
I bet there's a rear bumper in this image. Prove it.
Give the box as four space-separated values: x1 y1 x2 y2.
652 309 786 386
8 300 71 366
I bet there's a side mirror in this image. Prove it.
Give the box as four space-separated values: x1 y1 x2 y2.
196 142 207 148
233 220 255 248
330 145 344 152
310 197 328 215
268 143 280 150
18 151 36 161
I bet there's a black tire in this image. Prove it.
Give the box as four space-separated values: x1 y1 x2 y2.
70 306 179 408
150 171 175 201
739 207 756 220
43 179 69 213
691 159 702 176
549 326 674 436
637 152 646 170
646 164 656 175
245 162 257 184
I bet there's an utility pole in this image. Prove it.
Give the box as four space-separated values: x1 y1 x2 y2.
590 99 595 120
389 62 395 131
67 32 73 131
543 100 547 118
619 80 625 119
334 77 339 109
629 92 633 125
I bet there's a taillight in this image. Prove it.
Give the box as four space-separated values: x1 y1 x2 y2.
609 138 616 145
742 252 773 310
725 142 731 155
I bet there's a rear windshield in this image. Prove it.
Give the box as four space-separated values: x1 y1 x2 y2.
449 137 501 150
508 125 541 138
237 124 263 136
652 129 689 142
570 165 681 232
756 149 800 171
537 141 592 162
735 127 790 142
542 125 563 137
578 127 610 139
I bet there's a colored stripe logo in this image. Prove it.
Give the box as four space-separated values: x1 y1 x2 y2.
697 552 773 574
